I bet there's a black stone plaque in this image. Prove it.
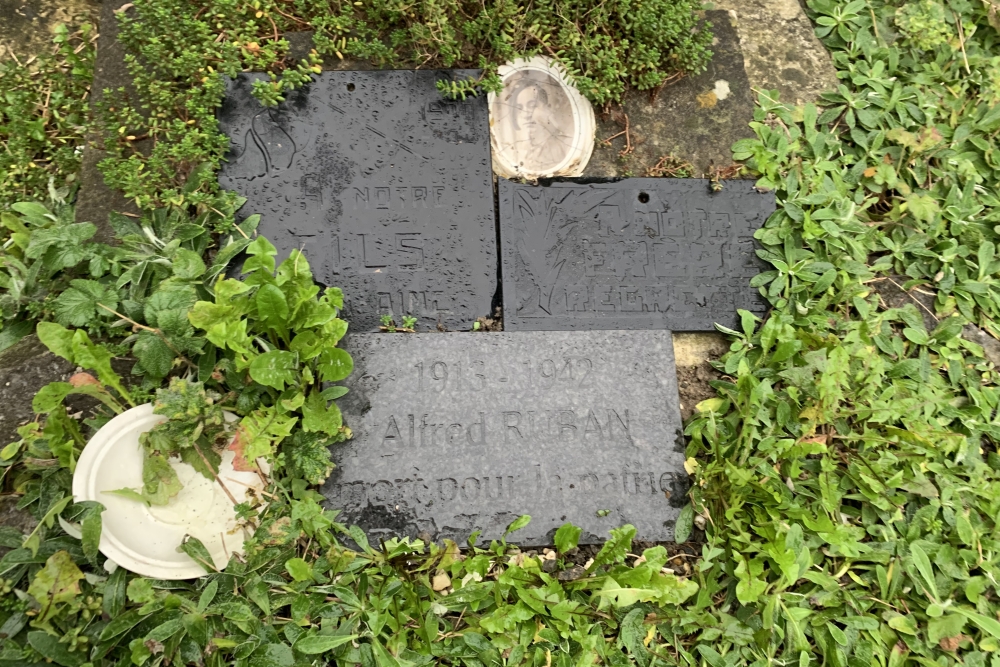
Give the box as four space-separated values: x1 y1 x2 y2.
218 71 497 332
499 178 774 331
323 331 686 546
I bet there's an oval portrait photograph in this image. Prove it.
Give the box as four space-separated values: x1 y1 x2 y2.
489 57 595 179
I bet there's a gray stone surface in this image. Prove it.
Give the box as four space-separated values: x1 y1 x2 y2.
0 333 135 448
499 178 772 332
0 334 75 448
582 10 754 179
73 0 143 242
710 0 839 106
0 0 97 61
218 70 498 332
323 331 686 546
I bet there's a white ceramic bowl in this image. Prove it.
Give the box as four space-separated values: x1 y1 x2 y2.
72 404 266 579
488 56 596 180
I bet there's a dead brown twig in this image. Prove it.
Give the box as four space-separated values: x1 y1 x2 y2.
191 441 240 507
265 13 280 44
880 276 940 323
96 303 197 369
954 12 971 75
646 154 694 178
707 164 742 181
271 4 310 26
600 109 632 157
647 70 685 103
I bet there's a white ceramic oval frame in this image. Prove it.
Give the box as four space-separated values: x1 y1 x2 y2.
488 56 595 180
73 404 266 579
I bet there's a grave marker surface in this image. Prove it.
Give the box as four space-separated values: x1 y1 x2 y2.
323 331 686 546
499 178 774 331
218 70 497 332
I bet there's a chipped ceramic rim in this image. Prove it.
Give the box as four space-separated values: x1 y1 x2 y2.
72 404 267 579
488 56 595 180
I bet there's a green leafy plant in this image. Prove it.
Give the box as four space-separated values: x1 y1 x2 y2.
0 185 112 336
895 0 954 50
108 203 258 387
188 238 352 479
304 0 713 105
676 0 1000 663
0 24 96 206
111 378 234 505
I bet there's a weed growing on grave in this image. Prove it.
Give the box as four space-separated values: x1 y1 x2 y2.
0 167 249 353
95 0 711 210
0 24 96 207
679 0 1000 664
379 314 418 332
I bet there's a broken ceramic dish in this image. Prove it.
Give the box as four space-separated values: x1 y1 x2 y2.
488 56 595 180
71 404 267 579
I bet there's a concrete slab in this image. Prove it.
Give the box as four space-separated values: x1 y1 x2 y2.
0 0 97 61
709 0 839 106
581 10 754 179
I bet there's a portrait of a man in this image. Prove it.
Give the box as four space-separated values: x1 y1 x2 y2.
491 69 575 174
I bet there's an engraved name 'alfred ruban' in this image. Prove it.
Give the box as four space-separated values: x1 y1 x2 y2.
377 354 630 449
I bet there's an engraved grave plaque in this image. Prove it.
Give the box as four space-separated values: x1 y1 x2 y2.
499 178 775 331
218 71 497 332
323 331 686 546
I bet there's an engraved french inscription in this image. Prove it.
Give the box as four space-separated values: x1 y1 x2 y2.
323 331 686 546
218 70 496 332
499 178 776 331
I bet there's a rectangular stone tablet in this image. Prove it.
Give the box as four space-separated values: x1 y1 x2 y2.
499 178 774 331
322 331 686 546
218 71 497 332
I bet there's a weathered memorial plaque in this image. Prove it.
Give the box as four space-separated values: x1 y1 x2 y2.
499 178 775 331
218 71 497 332
323 331 686 546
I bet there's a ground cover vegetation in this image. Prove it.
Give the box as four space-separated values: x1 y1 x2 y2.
0 24 96 209
0 0 999 665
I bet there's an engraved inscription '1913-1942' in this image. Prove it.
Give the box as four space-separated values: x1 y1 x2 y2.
411 355 594 392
